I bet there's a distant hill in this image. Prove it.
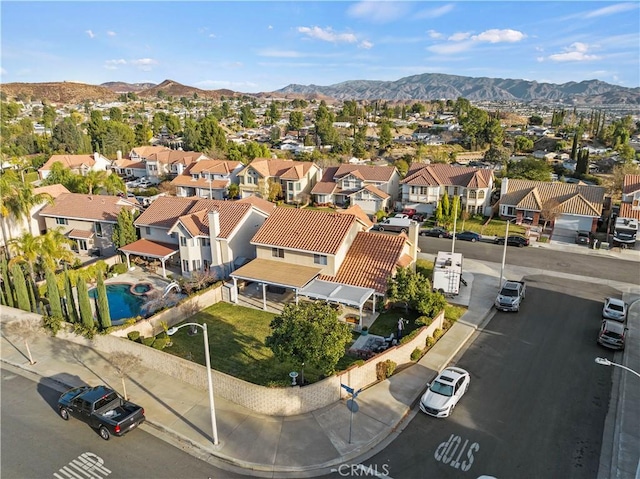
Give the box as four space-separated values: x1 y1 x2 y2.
1 81 117 104
276 73 640 105
101 81 157 93
141 79 240 100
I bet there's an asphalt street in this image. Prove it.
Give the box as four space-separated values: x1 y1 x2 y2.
326 276 618 479
0 369 244 479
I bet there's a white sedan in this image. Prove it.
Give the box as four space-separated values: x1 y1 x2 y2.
420 367 470 418
602 297 627 322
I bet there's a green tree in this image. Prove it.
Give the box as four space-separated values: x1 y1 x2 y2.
109 107 123 122
134 120 153 145
227 183 239 199
386 267 419 312
460 107 489 150
514 136 534 152
266 302 352 376
288 111 305 134
528 115 544 126
387 267 446 317
76 278 94 329
379 121 393 150
240 104 256 128
483 118 504 146
102 121 135 156
441 194 451 218
484 145 511 164
45 267 63 318
51 117 91 154
41 162 86 193
112 208 137 249
1 257 15 307
165 115 181 136
11 265 30 311
266 102 281 125
434 200 444 225
575 149 589 177
2 174 53 236
507 158 552 181
27 277 37 313
63 270 79 323
82 170 108 195
103 173 126 195
450 195 461 219
95 273 111 329
570 133 579 161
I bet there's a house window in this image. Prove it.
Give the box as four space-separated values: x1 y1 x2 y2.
78 239 87 250
193 260 201 271
469 190 477 199
182 260 189 272
314 254 327 265
95 223 103 237
145 227 151 235
295 182 301 191
171 232 177 239
180 236 187 247
272 248 284 258
453 187 459 195
478 190 485 199
199 237 210 247
203 259 209 271
56 218 68 225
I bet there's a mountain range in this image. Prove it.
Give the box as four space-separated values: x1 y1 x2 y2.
1 73 639 105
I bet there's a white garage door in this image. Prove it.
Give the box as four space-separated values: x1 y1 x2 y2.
555 214 593 231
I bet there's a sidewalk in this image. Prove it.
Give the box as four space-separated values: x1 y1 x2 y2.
1 253 638 477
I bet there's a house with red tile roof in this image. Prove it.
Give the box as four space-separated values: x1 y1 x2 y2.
39 193 140 256
144 150 209 183
498 178 606 232
237 158 321 204
230 206 419 320
39 153 111 180
170 159 244 199
311 164 400 214
128 195 273 278
400 163 494 217
620 174 640 220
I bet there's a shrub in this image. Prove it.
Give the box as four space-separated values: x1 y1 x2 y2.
415 316 433 327
42 314 63 336
376 359 397 380
400 329 419 345
425 336 435 348
72 323 97 339
127 331 141 342
410 347 423 361
353 359 365 367
111 263 128 275
152 337 169 350
156 331 167 340
141 337 155 347
433 328 443 340
443 319 452 330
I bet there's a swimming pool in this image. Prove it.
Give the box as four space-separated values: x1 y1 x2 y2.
89 283 149 324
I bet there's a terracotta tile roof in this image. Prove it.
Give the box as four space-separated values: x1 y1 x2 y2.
40 154 96 171
349 184 390 200
175 209 209 237
130 146 171 158
500 179 605 216
40 193 138 223
119 238 179 258
188 159 242 175
146 150 206 166
113 158 146 169
251 207 358 255
619 202 640 220
33 184 70 198
245 158 315 179
135 197 198 228
68 229 94 239
311 181 338 194
339 205 373 228
401 164 493 188
318 166 340 183
334 164 397 182
623 174 640 195
397 253 414 268
236 195 277 215
319 231 406 294
170 175 229 189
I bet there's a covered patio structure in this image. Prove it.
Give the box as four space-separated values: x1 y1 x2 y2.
119 238 179 279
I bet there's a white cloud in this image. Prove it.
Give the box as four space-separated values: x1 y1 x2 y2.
585 3 637 18
297 26 357 43
449 32 471 42
347 1 410 23
85 30 95 39
209 33 217 38
104 59 127 70
415 4 454 19
471 29 526 43
427 30 443 40
130 58 158 71
258 49 304 58
268 25 273 30
359 40 374 49
107 31 116 37
427 41 475 55
548 42 599 62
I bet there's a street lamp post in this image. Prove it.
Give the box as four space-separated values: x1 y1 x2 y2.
499 218 517 287
595 357 640 378
207 178 213 199
167 323 219 446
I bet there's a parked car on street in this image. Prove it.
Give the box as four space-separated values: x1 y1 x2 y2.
597 320 627 350
602 297 628 322
455 231 482 242
420 227 453 239
419 367 470 418
494 235 530 247
575 231 591 245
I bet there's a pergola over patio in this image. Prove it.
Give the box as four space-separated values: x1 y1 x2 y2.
298 279 376 326
119 239 179 278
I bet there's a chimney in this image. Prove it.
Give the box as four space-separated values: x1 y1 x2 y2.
116 150 122 161
208 210 220 239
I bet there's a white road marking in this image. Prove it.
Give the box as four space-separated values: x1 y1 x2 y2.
54 452 111 479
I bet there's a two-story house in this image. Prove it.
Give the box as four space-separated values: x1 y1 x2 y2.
620 174 640 220
39 193 140 255
124 195 275 278
400 164 494 216
39 153 111 180
311 164 400 214
229 206 419 323
170 159 244 199
143 150 209 183
237 158 321 204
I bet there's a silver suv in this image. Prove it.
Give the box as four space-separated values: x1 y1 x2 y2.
597 320 627 350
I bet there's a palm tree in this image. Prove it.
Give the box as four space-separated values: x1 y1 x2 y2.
83 170 108 195
38 228 74 272
103 173 126 195
1 171 53 237
0 170 20 254
8 232 41 281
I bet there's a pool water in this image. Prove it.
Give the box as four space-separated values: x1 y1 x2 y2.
89 283 147 324
132 283 152 294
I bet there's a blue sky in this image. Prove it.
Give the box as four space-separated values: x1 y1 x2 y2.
2 1 639 92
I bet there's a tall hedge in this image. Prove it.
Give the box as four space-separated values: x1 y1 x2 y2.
45 267 63 318
76 278 94 329
1 257 14 307
11 265 30 312
63 270 79 323
27 277 38 313
95 274 111 329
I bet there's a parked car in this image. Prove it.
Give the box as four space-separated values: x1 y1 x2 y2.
455 231 482 242
419 367 470 418
602 297 628 322
494 235 530 247
376 216 412 233
575 231 591 245
420 227 453 239
597 320 627 350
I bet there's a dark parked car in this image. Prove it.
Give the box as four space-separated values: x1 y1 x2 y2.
455 231 482 242
494 235 530 247
575 231 591 245
420 227 453 239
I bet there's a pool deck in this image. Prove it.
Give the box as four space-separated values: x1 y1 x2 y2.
105 269 172 293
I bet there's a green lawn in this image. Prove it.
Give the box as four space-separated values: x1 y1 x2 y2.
369 303 467 338
424 216 526 237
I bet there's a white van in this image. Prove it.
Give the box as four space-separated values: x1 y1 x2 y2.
375 217 413 233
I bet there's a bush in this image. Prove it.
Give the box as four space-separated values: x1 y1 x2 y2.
425 336 435 348
42 314 63 336
127 331 141 342
152 337 169 350
156 331 167 340
410 347 423 361
415 316 433 327
141 337 155 347
376 359 397 380
111 263 128 275
443 319 452 330
433 328 443 340
400 329 419 345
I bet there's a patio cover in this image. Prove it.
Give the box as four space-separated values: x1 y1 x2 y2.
298 279 375 309
230 258 322 289
68 229 94 239
119 238 179 259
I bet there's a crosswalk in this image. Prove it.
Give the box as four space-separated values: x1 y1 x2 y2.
53 452 111 479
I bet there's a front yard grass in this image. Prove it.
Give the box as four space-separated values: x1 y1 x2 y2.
423 216 527 237
369 303 467 338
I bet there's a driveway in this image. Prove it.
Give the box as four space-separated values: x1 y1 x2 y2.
551 226 580 245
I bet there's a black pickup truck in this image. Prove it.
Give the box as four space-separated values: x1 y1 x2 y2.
58 385 145 440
